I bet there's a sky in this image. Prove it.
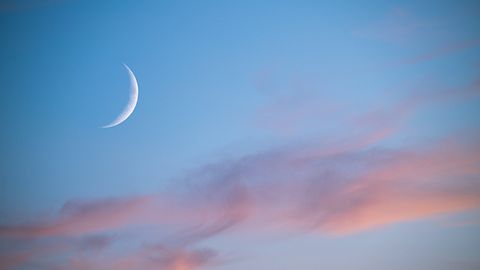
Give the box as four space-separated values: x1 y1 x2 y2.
0 0 480 269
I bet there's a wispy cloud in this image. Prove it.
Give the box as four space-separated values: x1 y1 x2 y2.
353 8 428 43
1 79 480 269
47 245 218 270
7 136 480 268
395 38 480 66
0 196 153 238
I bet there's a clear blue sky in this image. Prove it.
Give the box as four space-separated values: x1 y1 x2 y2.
1 1 479 269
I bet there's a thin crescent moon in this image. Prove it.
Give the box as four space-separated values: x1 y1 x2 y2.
101 64 139 128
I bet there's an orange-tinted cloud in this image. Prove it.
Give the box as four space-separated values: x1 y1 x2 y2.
2 91 480 269
0 196 154 238
1 137 479 269
283 140 480 234
47 246 217 270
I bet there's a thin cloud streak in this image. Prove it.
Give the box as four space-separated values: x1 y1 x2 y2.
398 38 480 66
353 7 427 43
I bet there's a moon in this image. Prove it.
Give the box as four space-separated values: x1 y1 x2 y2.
101 64 139 128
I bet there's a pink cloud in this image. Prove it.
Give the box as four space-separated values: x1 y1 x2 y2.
173 132 480 235
0 196 154 238
1 137 479 269
285 140 480 234
1 85 480 269
48 246 218 270
0 251 31 270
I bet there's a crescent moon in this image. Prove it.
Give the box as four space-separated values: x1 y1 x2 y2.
101 64 139 128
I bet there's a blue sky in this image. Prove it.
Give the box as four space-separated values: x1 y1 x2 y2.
1 1 480 269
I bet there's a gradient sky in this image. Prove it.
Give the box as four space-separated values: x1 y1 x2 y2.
1 0 480 269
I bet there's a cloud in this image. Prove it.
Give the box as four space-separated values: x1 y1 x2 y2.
0 251 31 270
0 196 153 238
353 8 427 43
137 246 217 270
1 139 479 268
0 183 246 269
286 140 480 234
77 235 114 251
1 82 480 269
254 90 340 135
0 239 68 270
46 246 218 270
183 133 480 234
4 133 479 268
396 38 480 66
